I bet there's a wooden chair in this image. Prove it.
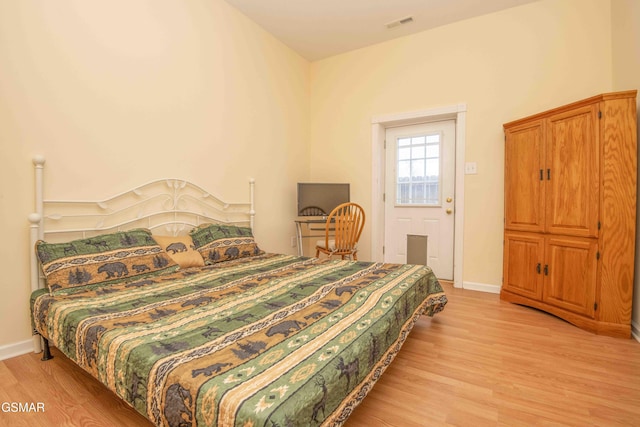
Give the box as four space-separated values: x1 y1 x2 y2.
299 206 326 216
315 202 365 260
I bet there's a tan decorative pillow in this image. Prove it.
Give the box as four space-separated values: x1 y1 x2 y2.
152 235 204 269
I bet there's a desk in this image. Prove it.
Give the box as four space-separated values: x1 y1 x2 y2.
294 218 334 256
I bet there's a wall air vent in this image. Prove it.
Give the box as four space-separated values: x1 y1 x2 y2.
386 16 414 29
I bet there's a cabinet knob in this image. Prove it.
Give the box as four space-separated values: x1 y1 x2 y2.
446 197 453 203
446 208 453 214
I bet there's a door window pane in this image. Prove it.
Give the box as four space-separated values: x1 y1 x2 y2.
398 147 411 160
395 132 441 205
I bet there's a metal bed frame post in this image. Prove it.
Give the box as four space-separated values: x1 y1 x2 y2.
30 155 53 359
249 178 255 231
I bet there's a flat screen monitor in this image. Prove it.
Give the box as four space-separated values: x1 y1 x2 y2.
297 183 350 216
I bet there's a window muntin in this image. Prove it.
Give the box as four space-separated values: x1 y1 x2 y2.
395 133 441 206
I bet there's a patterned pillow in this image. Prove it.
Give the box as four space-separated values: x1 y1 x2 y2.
152 235 204 269
35 228 179 293
189 223 262 265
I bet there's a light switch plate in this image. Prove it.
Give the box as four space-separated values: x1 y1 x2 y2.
465 162 477 175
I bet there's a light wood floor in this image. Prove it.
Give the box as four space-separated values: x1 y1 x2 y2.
2 283 639 426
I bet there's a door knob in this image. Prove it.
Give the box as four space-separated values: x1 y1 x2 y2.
446 197 453 203
446 208 453 214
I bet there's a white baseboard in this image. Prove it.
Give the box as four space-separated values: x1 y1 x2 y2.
462 281 501 294
632 320 640 343
0 339 36 361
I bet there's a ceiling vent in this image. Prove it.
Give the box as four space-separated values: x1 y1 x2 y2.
386 16 414 29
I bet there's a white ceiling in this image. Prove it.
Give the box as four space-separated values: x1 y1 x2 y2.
224 0 540 61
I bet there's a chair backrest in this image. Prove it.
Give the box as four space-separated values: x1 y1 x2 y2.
299 206 327 216
324 202 365 254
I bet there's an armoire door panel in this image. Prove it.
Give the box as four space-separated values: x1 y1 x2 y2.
503 232 544 300
542 236 597 318
504 121 545 232
545 105 599 237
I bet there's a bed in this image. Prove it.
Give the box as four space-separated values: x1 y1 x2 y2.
28 157 447 427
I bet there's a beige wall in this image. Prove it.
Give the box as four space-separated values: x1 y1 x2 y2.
612 0 640 336
0 0 310 348
309 0 614 287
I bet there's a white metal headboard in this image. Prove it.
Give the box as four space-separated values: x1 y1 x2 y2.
28 155 255 293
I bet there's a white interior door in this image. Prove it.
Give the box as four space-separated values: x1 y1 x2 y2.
384 120 455 280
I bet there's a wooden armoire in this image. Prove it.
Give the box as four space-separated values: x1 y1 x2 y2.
501 90 637 338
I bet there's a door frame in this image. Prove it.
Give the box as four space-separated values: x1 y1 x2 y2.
371 103 466 288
